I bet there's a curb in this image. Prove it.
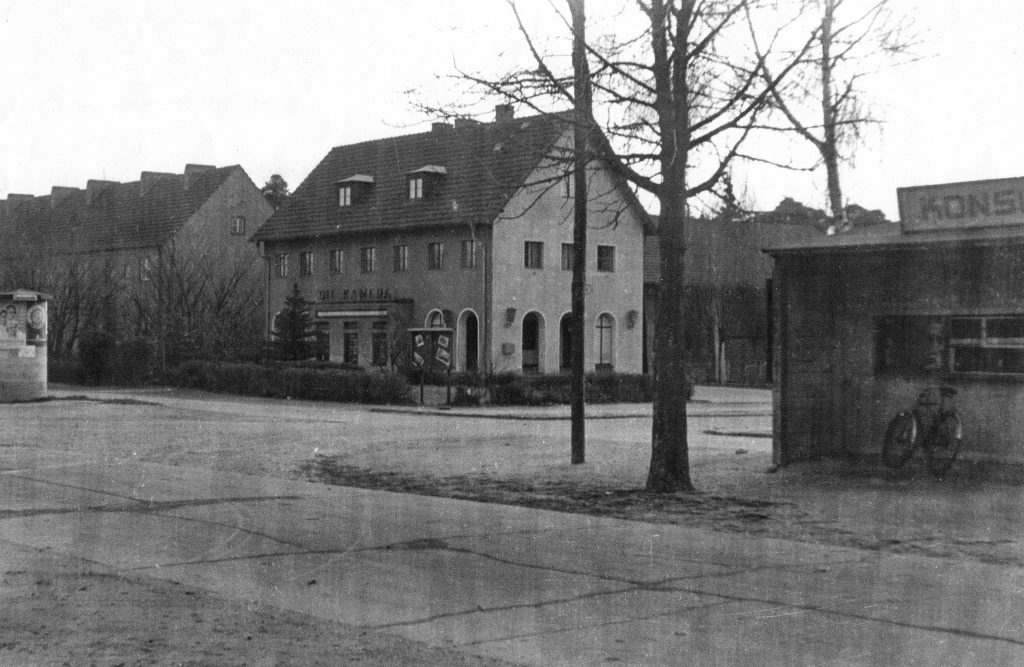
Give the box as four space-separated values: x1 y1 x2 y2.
369 406 772 420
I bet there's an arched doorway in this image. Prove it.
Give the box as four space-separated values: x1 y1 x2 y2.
559 313 572 372
596 313 615 372
522 312 542 374
461 311 479 372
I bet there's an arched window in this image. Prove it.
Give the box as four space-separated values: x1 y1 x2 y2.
596 313 614 371
426 310 444 328
559 313 572 371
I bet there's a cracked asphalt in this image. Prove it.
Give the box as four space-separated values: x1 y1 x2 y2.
1 387 1023 664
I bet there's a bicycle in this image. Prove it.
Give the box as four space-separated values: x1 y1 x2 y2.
882 384 963 476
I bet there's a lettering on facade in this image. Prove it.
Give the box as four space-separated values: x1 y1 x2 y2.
898 177 1024 232
319 287 393 302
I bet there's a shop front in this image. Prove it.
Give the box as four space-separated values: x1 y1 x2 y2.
768 176 1024 465
314 295 414 369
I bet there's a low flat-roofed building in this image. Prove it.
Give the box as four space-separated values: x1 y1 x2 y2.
766 176 1024 465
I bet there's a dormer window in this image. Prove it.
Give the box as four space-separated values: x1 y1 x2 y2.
407 165 446 200
336 174 374 207
408 176 424 200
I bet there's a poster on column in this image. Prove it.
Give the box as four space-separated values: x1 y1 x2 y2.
0 301 27 349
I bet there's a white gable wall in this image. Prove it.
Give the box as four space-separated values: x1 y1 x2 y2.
490 132 645 374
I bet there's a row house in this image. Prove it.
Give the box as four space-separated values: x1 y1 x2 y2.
0 164 272 352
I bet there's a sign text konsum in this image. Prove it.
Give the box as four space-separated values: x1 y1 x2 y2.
898 176 1024 232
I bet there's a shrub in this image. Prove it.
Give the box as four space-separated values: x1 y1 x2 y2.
164 361 412 405
78 330 117 384
48 356 86 384
112 338 155 385
477 372 691 406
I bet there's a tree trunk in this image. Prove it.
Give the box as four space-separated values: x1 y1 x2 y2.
646 0 695 494
820 0 847 230
647 205 694 493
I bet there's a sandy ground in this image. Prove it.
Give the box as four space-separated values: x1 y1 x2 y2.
0 542 516 667
23 386 1024 567
4 385 1024 663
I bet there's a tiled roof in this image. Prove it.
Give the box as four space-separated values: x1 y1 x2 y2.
0 166 238 257
252 113 573 242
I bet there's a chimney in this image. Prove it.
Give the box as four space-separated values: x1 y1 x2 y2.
86 180 119 206
183 164 215 190
50 186 79 208
431 121 451 133
495 104 514 123
140 171 179 196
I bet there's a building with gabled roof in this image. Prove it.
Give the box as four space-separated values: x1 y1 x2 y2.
252 105 651 374
0 164 273 356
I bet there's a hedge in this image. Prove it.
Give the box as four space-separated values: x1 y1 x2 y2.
165 360 412 405
449 371 692 406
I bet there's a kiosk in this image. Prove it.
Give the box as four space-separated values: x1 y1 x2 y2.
0 289 50 402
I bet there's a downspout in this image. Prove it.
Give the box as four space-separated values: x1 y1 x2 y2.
257 240 271 345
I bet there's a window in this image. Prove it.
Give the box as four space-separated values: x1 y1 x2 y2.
596 313 614 371
338 185 352 207
274 254 288 278
428 242 445 270
393 245 409 272
299 251 313 276
232 216 246 235
372 321 388 367
360 247 376 273
524 241 544 269
408 175 424 200
140 256 153 282
428 310 445 328
343 322 359 365
561 243 574 271
460 240 478 268
563 171 573 198
597 245 615 272
950 315 1024 374
329 249 343 274
876 314 1024 375
122 263 133 280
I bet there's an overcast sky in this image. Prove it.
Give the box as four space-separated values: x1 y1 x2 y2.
1 1 1021 221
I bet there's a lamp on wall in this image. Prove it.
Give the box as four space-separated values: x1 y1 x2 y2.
505 307 517 327
626 309 639 329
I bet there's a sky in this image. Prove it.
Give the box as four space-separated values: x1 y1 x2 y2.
1 1 1023 221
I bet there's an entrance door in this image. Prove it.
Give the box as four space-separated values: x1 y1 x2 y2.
464 312 479 372
522 312 540 373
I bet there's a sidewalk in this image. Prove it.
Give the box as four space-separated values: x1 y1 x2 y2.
2 458 1022 665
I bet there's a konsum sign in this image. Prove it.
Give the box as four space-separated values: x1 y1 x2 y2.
898 176 1024 232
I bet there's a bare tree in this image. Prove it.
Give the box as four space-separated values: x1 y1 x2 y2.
756 0 916 231
429 0 815 491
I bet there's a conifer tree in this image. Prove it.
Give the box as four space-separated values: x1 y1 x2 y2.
272 284 314 361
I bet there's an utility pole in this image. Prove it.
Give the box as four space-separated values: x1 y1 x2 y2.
568 0 591 464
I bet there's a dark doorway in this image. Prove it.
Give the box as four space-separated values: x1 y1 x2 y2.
560 314 572 372
522 312 540 373
464 312 479 372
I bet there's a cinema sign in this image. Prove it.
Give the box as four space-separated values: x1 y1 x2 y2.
898 176 1024 233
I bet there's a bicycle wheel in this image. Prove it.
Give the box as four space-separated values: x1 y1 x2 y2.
925 411 962 476
882 410 918 468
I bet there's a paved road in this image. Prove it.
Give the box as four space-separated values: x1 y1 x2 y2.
2 445 1024 664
